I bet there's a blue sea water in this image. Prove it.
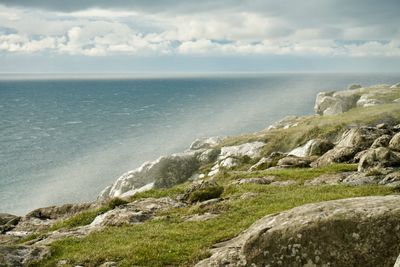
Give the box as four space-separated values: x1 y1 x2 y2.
1 73 400 215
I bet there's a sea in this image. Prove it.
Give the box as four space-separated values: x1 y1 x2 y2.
1 73 400 215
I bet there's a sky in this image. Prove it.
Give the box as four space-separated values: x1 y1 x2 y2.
0 0 400 73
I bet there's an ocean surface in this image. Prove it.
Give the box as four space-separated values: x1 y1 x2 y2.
1 73 400 215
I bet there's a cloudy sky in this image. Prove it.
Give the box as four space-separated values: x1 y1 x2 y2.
0 0 399 73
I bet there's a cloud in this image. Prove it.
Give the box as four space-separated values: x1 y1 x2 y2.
0 1 399 58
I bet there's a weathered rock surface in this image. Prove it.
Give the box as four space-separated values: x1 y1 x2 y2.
277 155 314 168
342 172 383 185
314 88 361 115
90 197 183 227
311 146 357 167
358 147 400 172
99 151 201 200
0 245 50 267
288 139 334 158
249 152 286 171
189 137 223 150
304 173 349 185
267 116 303 130
196 195 400 267
390 133 400 151
379 171 400 187
371 134 392 148
0 214 20 234
233 177 275 185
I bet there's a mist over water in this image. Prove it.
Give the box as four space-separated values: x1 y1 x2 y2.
1 73 400 215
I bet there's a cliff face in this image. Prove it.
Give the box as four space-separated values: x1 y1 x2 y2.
1 82 400 267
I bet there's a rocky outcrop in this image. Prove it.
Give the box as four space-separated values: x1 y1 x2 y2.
0 214 20 234
0 245 50 267
390 133 400 151
189 137 223 150
311 127 385 167
196 195 400 267
249 152 285 171
276 155 315 168
358 147 400 172
90 197 183 227
288 139 333 157
99 151 202 200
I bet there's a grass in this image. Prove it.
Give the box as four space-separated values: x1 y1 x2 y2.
219 103 400 157
36 184 397 267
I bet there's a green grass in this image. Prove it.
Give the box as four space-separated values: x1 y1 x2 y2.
219 103 400 157
37 185 397 267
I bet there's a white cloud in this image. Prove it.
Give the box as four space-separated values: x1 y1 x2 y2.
0 4 399 57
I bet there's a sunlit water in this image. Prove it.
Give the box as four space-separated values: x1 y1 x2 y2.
1 73 400 214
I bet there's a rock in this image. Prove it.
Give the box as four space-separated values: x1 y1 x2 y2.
0 245 50 266
91 197 182 227
219 142 265 160
348 84 362 90
26 203 95 220
394 254 400 267
312 127 385 167
314 88 361 116
311 146 357 167
390 82 400 89
356 94 385 107
219 157 239 168
0 214 20 234
394 98 400 103
177 180 224 204
269 180 297 186
189 136 222 150
267 115 303 130
379 172 400 187
389 133 400 151
249 152 286 171
185 213 219 222
196 195 400 267
99 151 201 200
342 172 383 185
233 177 275 185
336 127 383 149
288 139 334 157
118 182 154 199
371 134 392 148
304 173 349 185
358 147 400 172
197 148 220 164
277 155 314 168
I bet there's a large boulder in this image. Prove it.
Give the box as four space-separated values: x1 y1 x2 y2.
389 133 400 151
312 127 385 167
356 93 385 107
358 147 400 172
196 195 400 267
219 142 265 160
314 89 361 116
99 151 201 200
371 134 392 149
90 197 182 227
249 152 286 171
0 214 20 234
277 155 314 168
288 139 334 157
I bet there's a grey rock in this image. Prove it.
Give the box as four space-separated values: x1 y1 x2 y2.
99 151 201 200
342 172 383 186
267 116 302 130
288 139 334 158
233 177 275 185
189 137 222 150
277 155 314 168
0 245 50 267
389 133 400 151
269 180 297 186
0 214 20 234
371 134 392 148
311 146 358 167
379 172 400 187
304 173 350 186
249 152 286 171
196 195 400 267
358 147 400 172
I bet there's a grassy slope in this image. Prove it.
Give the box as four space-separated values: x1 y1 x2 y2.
34 101 400 267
